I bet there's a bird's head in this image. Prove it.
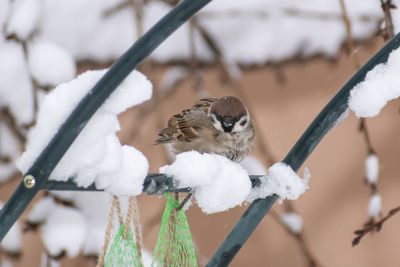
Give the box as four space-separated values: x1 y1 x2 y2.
208 96 250 133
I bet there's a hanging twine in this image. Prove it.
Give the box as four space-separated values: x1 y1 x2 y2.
131 197 143 259
123 196 143 265
123 197 133 239
114 197 124 225
97 196 119 267
96 196 143 267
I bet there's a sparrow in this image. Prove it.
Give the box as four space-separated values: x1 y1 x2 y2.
156 96 256 162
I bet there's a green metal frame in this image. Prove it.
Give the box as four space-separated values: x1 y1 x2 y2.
0 0 212 241
207 33 400 267
1 0 400 266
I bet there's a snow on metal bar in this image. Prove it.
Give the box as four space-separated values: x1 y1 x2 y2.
206 32 400 267
0 0 213 242
42 174 263 195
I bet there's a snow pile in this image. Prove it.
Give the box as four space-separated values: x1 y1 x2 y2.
42 205 86 257
348 48 400 118
142 1 213 64
365 154 379 184
159 151 252 214
0 1 10 28
7 0 379 64
280 212 303 234
17 69 152 196
0 202 22 255
144 0 382 65
0 0 387 65
39 0 137 62
0 37 34 126
6 0 41 40
28 192 112 257
368 194 381 220
390 0 400 34
240 156 267 175
247 163 310 203
28 40 76 87
27 197 56 223
160 153 310 213
73 193 114 255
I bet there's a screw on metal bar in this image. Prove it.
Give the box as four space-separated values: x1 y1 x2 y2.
23 175 36 189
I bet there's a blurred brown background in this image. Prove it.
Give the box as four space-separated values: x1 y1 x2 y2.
1 36 400 267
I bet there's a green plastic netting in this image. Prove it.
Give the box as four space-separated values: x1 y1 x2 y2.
152 193 197 267
105 224 142 267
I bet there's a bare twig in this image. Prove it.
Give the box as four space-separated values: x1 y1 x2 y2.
117 0 190 143
358 118 376 155
198 9 380 23
270 210 321 267
0 108 26 144
0 155 11 163
192 17 324 267
131 0 145 38
340 0 378 194
126 69 189 142
4 30 52 130
339 0 377 157
102 1 131 18
379 0 396 40
339 0 386 245
21 41 40 130
353 205 400 246
0 249 22 260
339 0 361 68
193 19 276 166
188 19 207 97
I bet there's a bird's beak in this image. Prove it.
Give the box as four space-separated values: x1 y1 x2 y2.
222 117 233 127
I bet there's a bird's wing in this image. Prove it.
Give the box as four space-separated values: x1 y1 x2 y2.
191 97 218 112
156 97 217 144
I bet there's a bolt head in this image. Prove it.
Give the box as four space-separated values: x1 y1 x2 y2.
23 175 36 189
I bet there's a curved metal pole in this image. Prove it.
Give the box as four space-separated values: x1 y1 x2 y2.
206 33 400 267
0 0 213 241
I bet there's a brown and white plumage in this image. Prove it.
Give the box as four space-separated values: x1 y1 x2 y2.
156 96 255 162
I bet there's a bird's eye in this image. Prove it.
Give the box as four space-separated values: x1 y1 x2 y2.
240 119 247 126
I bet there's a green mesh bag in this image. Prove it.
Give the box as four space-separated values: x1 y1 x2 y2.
152 193 197 267
105 224 142 267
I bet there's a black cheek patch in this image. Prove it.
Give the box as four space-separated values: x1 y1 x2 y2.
240 119 247 126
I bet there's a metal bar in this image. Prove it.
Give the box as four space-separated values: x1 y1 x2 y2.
206 33 400 267
41 174 263 194
0 0 213 241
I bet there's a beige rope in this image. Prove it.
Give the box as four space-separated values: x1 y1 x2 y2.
124 197 144 266
132 197 143 260
114 197 124 225
123 197 134 239
97 196 143 267
96 196 117 267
